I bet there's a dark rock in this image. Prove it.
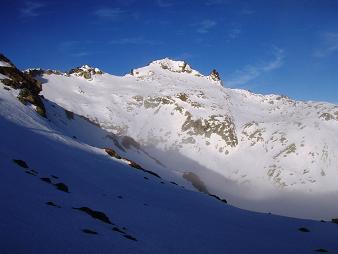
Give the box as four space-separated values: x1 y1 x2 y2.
143 169 161 178
104 148 122 159
331 218 338 224
40 177 52 184
123 234 137 241
315 248 329 252
209 194 227 204
112 227 126 234
13 159 29 169
128 160 143 170
46 201 61 208
298 227 310 232
210 69 221 81
74 207 113 225
54 182 69 193
82 229 98 235
65 109 74 120
0 54 46 117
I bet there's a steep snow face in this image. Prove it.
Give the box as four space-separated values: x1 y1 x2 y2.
39 59 338 219
2 68 338 254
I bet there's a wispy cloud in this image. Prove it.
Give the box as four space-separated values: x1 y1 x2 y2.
20 1 45 17
109 37 162 45
196 20 217 34
228 28 241 40
223 47 284 87
314 31 338 58
93 7 126 21
156 0 173 7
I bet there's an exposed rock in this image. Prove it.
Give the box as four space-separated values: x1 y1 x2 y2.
128 160 143 170
82 229 98 235
315 248 329 252
73 206 113 225
320 113 335 121
0 54 46 117
209 69 221 81
298 227 310 232
208 193 227 204
112 227 126 234
105 147 161 178
54 182 69 193
25 68 65 77
40 177 52 184
68 65 103 80
156 58 193 74
183 172 209 194
105 148 122 159
332 218 338 224
182 113 238 147
123 234 137 241
13 159 29 169
143 96 174 109
65 110 74 120
46 201 61 208
177 93 188 102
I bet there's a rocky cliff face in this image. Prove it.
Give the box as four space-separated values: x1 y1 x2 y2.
0 54 46 117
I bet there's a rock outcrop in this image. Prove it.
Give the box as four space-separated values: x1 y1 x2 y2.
69 65 103 80
0 54 46 117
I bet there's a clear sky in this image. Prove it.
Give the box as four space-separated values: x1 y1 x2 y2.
1 0 338 103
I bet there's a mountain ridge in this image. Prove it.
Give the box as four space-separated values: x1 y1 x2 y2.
1 53 338 220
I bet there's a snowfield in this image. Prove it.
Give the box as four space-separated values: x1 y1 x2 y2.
38 58 338 220
1 55 338 253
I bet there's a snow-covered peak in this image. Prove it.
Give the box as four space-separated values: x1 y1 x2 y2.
78 64 101 72
68 65 103 79
131 58 203 77
150 58 194 72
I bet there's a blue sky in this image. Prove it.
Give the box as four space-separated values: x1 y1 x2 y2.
1 0 338 103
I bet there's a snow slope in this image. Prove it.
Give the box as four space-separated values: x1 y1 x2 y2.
37 58 338 220
1 60 338 254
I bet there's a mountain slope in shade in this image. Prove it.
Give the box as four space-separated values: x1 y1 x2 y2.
29 58 338 220
1 56 338 254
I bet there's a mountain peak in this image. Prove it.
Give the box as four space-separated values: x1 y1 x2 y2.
68 65 103 79
150 58 195 73
130 57 203 77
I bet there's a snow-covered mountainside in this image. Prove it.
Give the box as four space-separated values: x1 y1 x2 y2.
26 57 338 220
1 54 338 254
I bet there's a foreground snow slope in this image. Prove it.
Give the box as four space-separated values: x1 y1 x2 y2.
38 59 338 219
1 64 338 254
